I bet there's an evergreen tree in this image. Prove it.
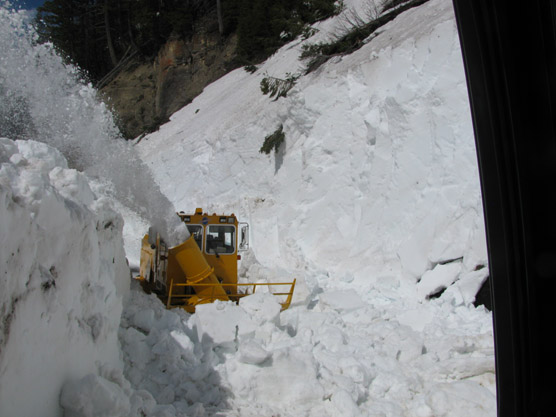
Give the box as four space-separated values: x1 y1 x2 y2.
235 0 339 64
34 0 338 81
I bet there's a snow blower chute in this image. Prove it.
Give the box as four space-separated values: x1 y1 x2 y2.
137 208 296 313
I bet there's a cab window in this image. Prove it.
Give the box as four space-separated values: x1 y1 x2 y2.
205 225 235 254
186 225 203 250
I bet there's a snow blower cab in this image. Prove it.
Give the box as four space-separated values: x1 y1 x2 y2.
137 208 296 313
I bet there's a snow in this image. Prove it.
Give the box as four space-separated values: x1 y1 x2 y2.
0 139 129 417
0 0 496 416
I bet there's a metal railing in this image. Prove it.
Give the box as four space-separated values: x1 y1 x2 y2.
166 278 297 311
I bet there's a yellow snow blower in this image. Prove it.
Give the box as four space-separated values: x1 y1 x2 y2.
137 208 296 313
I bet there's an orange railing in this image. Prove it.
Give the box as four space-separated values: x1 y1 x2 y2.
167 279 296 311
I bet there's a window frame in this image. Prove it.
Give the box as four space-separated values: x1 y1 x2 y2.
204 224 237 255
186 224 204 250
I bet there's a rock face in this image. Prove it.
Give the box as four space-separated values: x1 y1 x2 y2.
100 62 157 139
101 31 237 139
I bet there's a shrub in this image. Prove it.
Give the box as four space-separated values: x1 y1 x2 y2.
260 124 285 154
300 0 429 73
244 64 258 73
260 73 299 100
301 26 320 40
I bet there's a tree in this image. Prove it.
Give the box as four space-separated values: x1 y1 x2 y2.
235 0 339 64
36 0 122 80
217 0 223 35
34 0 339 82
102 0 118 66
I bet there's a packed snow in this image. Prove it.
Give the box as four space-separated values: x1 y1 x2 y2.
0 0 495 416
0 138 129 417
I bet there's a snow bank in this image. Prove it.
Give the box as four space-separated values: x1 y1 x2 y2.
136 0 487 294
0 138 129 417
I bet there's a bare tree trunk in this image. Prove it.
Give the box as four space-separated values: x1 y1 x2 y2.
126 4 139 52
217 0 224 35
104 0 118 66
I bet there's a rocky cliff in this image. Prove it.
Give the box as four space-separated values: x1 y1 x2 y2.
101 30 238 139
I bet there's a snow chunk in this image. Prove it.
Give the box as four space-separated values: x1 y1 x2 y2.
250 349 324 406
131 308 156 333
49 166 95 206
331 389 360 417
194 300 257 347
239 292 282 325
397 307 434 332
443 267 489 306
318 289 365 312
425 380 496 416
0 137 17 161
60 374 131 417
238 339 271 365
416 262 462 300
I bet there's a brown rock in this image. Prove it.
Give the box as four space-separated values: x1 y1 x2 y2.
100 31 238 139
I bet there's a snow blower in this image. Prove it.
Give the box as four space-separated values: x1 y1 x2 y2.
137 208 296 313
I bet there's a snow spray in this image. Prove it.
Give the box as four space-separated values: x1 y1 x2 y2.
0 5 188 246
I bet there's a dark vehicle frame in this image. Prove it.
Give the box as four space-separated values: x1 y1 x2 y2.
452 1 556 416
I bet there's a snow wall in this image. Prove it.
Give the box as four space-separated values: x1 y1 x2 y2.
0 5 182 417
0 139 130 417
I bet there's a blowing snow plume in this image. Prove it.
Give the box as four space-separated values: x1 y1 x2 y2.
0 4 187 246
